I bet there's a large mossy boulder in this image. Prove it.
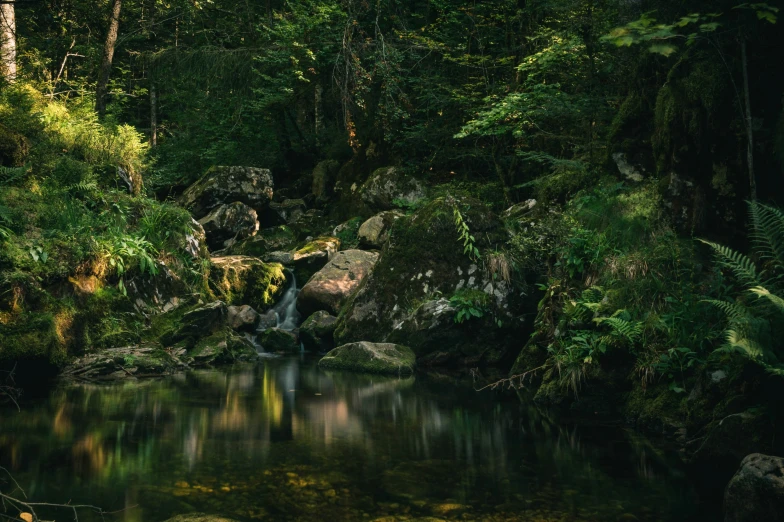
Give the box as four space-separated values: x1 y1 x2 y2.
179 166 274 219
297 250 379 317
161 300 228 347
357 210 404 248
725 454 784 522
209 256 286 311
228 225 297 258
333 197 521 367
318 342 415 375
359 166 425 211
300 311 338 352
291 236 341 282
198 202 259 250
189 327 258 364
259 327 299 353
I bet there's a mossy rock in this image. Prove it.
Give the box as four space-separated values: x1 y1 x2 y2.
0 311 69 367
60 345 183 381
0 124 30 166
300 311 337 352
318 342 415 375
178 166 274 219
358 166 426 211
209 256 286 311
334 196 523 366
159 301 228 348
297 249 379 317
190 327 258 365
258 327 299 353
291 236 340 282
228 225 297 258
312 159 340 201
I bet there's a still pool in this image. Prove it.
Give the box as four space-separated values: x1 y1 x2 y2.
0 357 710 521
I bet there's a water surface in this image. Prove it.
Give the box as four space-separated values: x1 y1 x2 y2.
0 357 705 521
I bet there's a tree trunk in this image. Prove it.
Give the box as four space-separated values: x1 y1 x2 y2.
0 0 16 82
150 82 157 147
741 38 756 201
314 82 324 138
95 0 123 117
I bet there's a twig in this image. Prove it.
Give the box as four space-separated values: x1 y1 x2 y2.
474 364 549 392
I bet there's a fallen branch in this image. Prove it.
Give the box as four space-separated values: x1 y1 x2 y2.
472 364 549 392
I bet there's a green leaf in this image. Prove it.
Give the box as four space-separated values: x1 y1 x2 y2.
649 43 678 56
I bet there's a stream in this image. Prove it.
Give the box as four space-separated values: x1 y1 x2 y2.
0 357 712 521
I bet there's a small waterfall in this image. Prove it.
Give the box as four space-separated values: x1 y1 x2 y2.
271 270 300 331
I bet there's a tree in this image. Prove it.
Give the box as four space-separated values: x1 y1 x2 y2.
95 0 122 117
0 0 15 82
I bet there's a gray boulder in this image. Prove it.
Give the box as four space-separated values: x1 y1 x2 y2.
163 301 228 346
318 342 415 375
268 198 307 224
227 305 259 332
297 250 379 317
179 166 274 219
198 201 259 250
725 453 784 522
259 327 299 353
357 211 404 248
359 166 425 211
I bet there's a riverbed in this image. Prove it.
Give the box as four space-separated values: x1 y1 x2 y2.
0 357 709 521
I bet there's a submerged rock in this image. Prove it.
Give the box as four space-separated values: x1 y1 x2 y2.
209 256 286 311
198 201 259 250
300 311 338 352
357 210 404 248
179 166 274 219
318 342 415 375
359 166 425 211
725 453 784 522
259 327 299 353
297 250 379 317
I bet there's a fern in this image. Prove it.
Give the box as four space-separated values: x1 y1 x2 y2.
749 202 784 274
0 165 29 186
698 239 761 287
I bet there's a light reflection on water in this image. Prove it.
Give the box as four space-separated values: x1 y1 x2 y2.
0 357 704 521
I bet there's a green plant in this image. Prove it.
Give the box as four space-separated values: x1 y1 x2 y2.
700 201 784 375
449 289 490 324
0 165 29 186
93 233 159 295
452 204 480 262
656 346 703 393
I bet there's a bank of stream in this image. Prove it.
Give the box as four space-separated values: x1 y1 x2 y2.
0 357 715 522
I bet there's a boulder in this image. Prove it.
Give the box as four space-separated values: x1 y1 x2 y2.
189 328 258 364
297 250 379 317
300 311 338 352
333 197 522 367
318 342 415 375
289 208 330 239
178 166 274 219
228 225 297 258
358 166 425 211
60 345 185 381
184 218 208 259
163 301 228 346
312 159 340 200
725 454 784 522
291 236 341 282
209 256 286 311
332 217 363 249
259 327 299 353
227 305 259 332
268 198 307 224
198 202 259 250
357 211 404 248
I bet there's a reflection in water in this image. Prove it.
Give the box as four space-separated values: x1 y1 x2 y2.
0 357 706 521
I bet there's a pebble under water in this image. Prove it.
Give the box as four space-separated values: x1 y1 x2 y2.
0 357 711 521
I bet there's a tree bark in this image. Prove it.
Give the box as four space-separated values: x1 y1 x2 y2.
741 38 756 201
314 82 324 137
150 82 157 147
95 0 123 117
0 0 16 82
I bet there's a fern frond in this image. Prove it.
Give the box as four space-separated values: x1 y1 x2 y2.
750 286 784 314
581 286 604 303
698 239 761 287
702 299 750 321
0 165 29 186
749 202 784 274
598 316 643 342
725 329 765 360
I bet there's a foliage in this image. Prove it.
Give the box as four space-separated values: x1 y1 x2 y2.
449 290 490 325
452 205 480 262
700 201 784 375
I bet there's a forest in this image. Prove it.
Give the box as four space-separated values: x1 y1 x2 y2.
0 0 783 521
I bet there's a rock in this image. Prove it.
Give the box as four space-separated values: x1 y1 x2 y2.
297 250 379 317
725 454 784 522
318 342 415 375
184 218 208 259
163 513 239 522
332 217 364 249
258 310 278 330
263 251 295 264
228 225 297 258
612 152 645 182
357 211 404 248
359 166 425 211
268 198 307 224
259 327 299 353
291 236 341 282
209 256 286 311
333 197 521 366
189 328 258 364
60 345 185 381
198 202 259 250
692 410 775 467
502 199 537 221
312 159 340 200
125 263 190 316
227 305 259 332
289 208 329 240
178 166 274 219
164 301 228 346
300 311 338 352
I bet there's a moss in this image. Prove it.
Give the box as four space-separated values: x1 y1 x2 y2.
230 225 297 257
209 257 286 310
333 217 363 249
258 328 299 353
0 312 68 367
190 328 256 365
318 342 415 375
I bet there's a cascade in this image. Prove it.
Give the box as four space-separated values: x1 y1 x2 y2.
271 270 300 331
